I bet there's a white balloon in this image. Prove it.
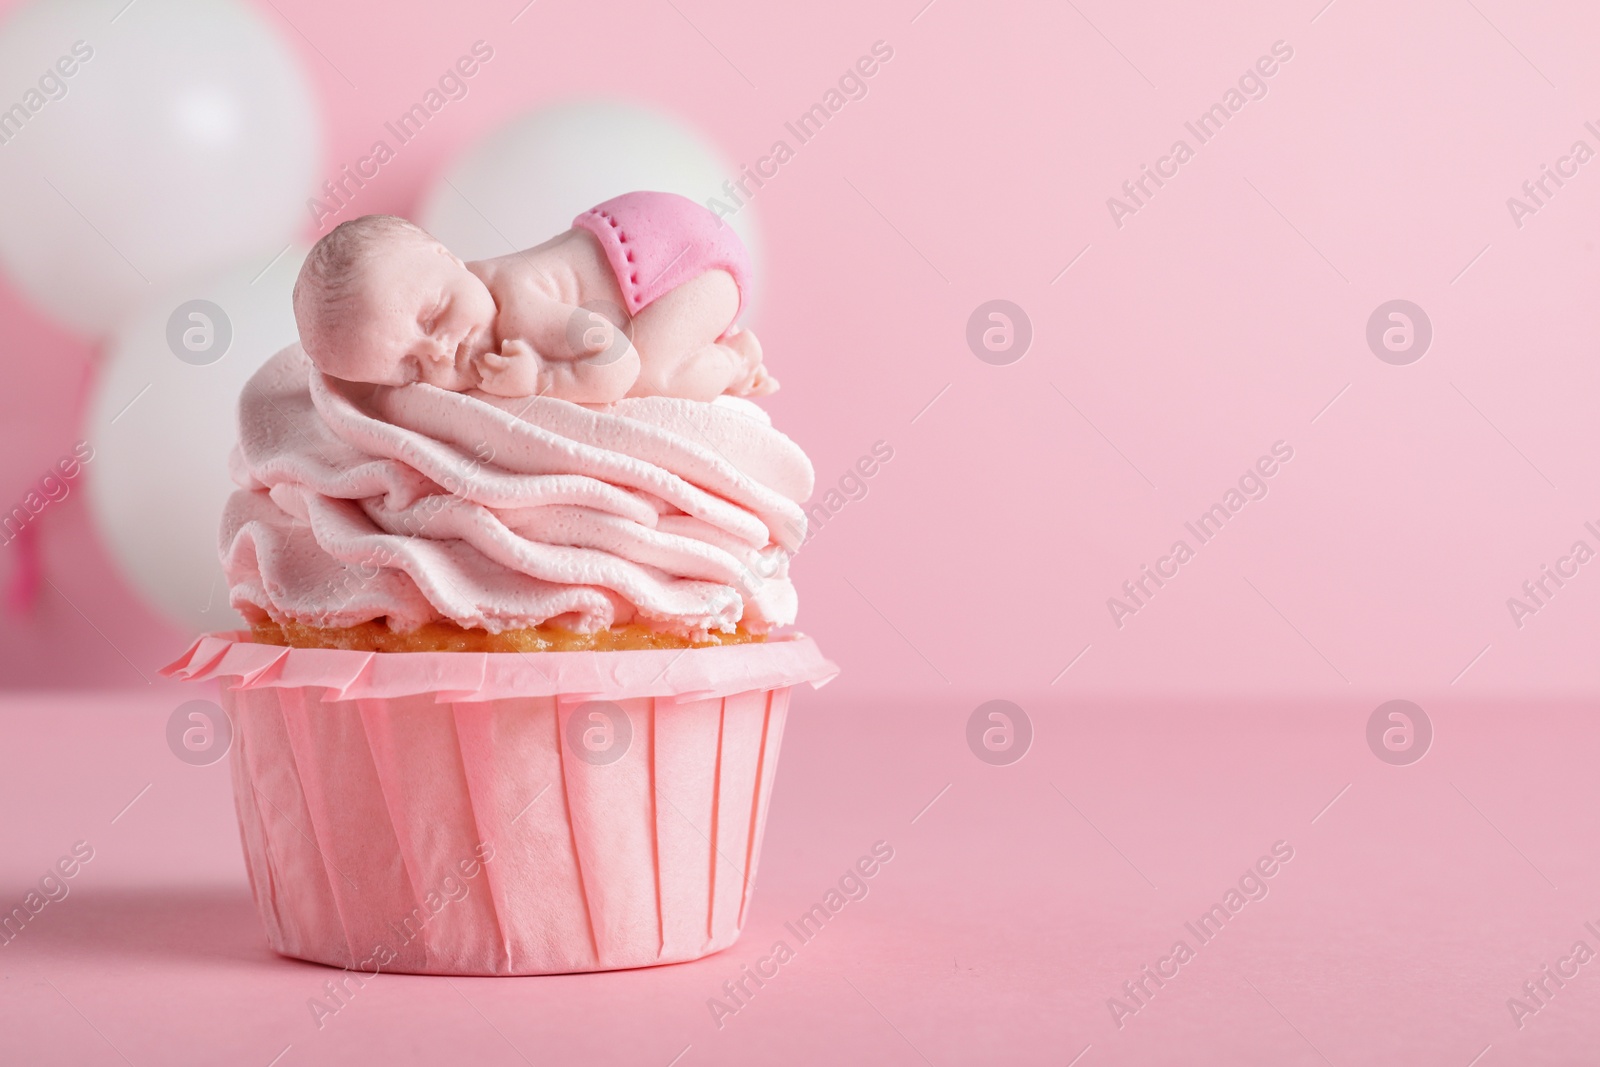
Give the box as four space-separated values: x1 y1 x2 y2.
85 246 306 634
419 99 761 316
0 0 319 335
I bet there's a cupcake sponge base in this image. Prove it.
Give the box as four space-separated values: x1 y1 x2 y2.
252 619 765 653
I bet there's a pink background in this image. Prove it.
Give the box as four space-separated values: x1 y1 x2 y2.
5 0 1600 1062
5 0 1599 702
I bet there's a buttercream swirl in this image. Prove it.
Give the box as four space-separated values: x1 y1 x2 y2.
222 345 813 637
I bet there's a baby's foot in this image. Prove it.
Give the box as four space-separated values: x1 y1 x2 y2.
735 363 779 396
722 327 777 396
723 326 760 364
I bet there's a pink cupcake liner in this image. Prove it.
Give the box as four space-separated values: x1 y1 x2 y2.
162 632 838 976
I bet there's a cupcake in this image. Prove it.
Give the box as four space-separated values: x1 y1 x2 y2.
164 192 836 976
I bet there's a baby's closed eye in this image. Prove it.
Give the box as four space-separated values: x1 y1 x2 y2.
418 299 446 334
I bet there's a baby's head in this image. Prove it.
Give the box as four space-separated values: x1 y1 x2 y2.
293 215 497 390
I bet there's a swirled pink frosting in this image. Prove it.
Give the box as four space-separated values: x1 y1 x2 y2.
222 345 814 637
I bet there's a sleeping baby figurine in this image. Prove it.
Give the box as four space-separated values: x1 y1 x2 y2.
291 191 774 404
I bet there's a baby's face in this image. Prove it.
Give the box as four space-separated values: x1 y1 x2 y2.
315 236 497 390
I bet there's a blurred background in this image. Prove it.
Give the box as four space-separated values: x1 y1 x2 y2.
1 0 1598 708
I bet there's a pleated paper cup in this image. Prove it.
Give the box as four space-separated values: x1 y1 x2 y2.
162 632 838 976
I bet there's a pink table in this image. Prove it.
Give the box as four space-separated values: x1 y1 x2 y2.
2 686 1596 1064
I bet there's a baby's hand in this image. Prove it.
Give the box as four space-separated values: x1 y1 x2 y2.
475 333 640 404
475 339 544 397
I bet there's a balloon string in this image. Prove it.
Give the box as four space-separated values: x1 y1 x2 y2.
4 521 42 617
6 341 103 619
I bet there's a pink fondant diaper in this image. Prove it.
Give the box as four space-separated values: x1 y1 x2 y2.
573 191 751 323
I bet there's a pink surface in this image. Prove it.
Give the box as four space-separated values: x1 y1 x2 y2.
4 688 1600 1062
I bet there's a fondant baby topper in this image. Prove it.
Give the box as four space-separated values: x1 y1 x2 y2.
291 192 774 404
